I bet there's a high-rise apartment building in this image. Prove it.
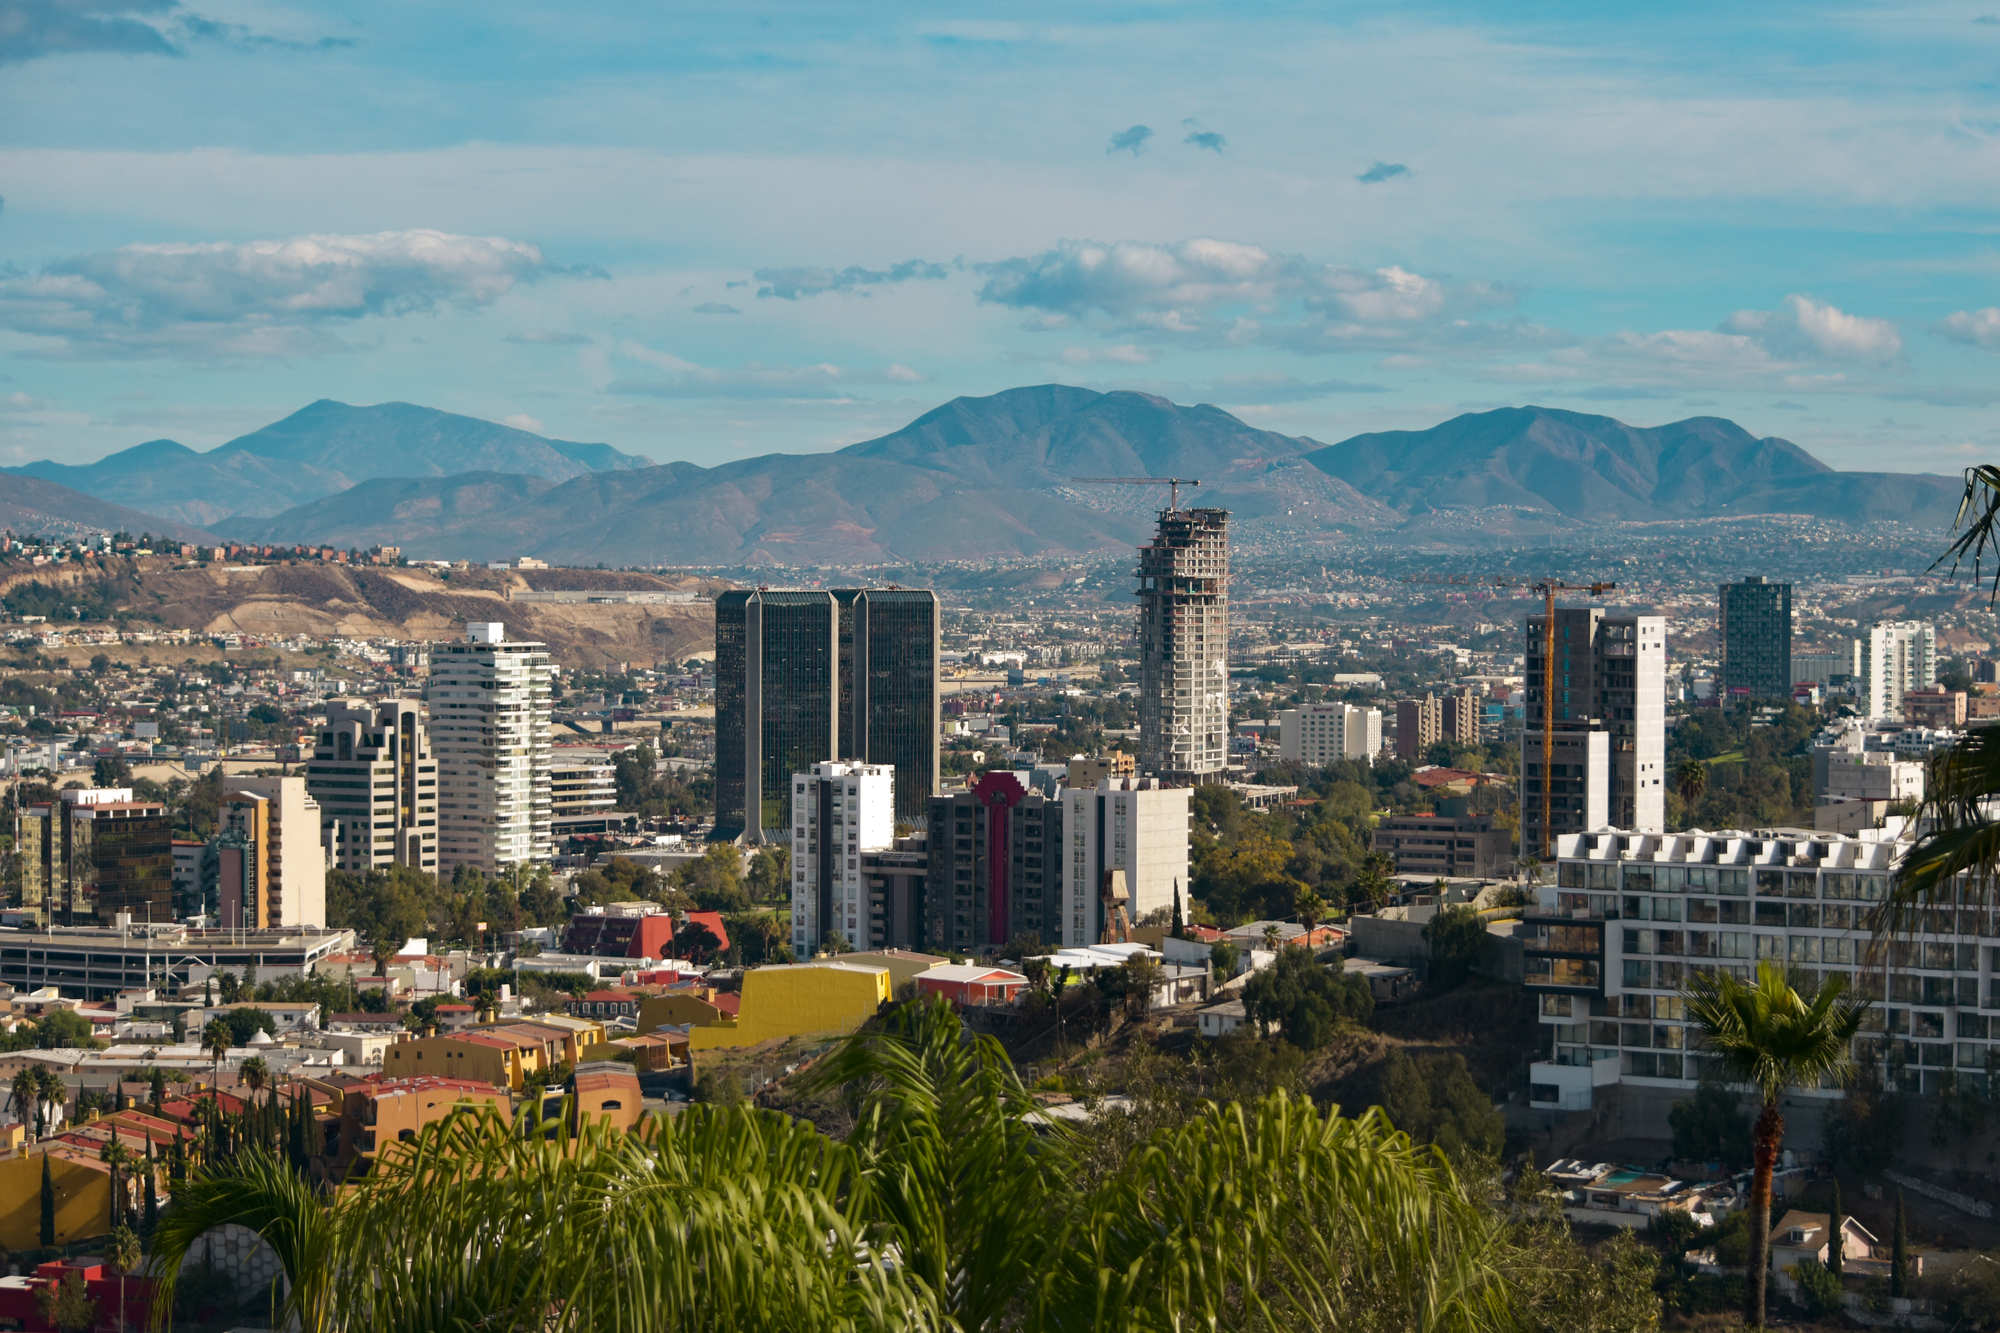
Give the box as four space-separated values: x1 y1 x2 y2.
789 760 895 956
1395 694 1442 762
214 776 327 929
428 623 552 872
717 587 939 841
308 699 437 874
1442 688 1481 747
1060 778 1192 949
1279 703 1381 765
1861 621 1937 720
1137 508 1229 783
1520 609 1667 857
18 788 174 926
1718 576 1792 701
925 772 1065 952
550 756 617 818
836 589 939 826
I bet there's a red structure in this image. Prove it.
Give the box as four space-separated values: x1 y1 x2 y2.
971 771 1028 945
0 1260 155 1332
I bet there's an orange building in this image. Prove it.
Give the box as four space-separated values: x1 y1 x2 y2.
333 1077 511 1177
570 1061 643 1132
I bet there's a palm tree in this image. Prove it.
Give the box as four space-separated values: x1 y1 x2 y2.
200 1019 233 1101
1683 961 1868 1328
9 1067 37 1140
1294 887 1328 934
99 1139 130 1228
36 1068 65 1137
1674 757 1710 807
239 1056 270 1108
104 1224 140 1333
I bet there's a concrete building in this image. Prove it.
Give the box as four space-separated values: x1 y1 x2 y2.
1522 826 1932 1113
0 924 355 1000
428 623 552 872
18 788 174 927
835 588 940 826
1441 688 1481 747
1819 750 1925 806
215 776 325 929
307 699 438 875
1278 703 1381 765
1395 694 1442 762
1903 684 1967 729
550 755 618 818
789 760 896 956
1374 813 1513 880
859 842 930 953
1862 621 1937 720
1792 644 1860 688
1066 751 1136 787
925 771 1065 952
1062 777 1192 950
333 1077 511 1175
1137 508 1230 783
1718 576 1793 701
1520 609 1667 858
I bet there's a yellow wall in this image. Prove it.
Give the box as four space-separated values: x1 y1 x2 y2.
0 1153 111 1251
637 993 727 1032
688 964 890 1051
382 1034 520 1090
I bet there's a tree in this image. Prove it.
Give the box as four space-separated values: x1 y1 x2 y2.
201 1018 233 1098
1892 1190 1911 1297
1793 1258 1843 1319
149 1067 166 1115
10 1067 38 1139
674 844 750 913
1666 1081 1752 1166
93 755 133 787
36 1008 95 1048
1421 904 1486 989
36 1067 65 1136
1827 1178 1845 1281
142 1140 158 1237
1121 953 1164 1017
36 1268 96 1333
1208 939 1240 981
1170 883 1186 939
1377 1050 1505 1162
1294 888 1327 934
1242 944 1373 1050
1350 850 1394 910
1674 757 1710 806
39 1154 55 1246
105 1224 140 1333
239 1055 270 1107
1683 960 1867 1329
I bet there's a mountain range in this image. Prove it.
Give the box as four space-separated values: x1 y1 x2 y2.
0 391 1967 563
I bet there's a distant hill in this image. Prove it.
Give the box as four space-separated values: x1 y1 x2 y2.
0 473 215 544
1304 405 1962 524
6 400 654 528
221 387 1392 563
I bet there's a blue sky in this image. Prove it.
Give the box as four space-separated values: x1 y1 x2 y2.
1 0 1998 473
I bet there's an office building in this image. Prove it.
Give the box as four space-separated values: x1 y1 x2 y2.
836 589 940 826
1441 689 1481 747
1522 826 1945 1113
1278 704 1381 765
308 699 438 874
1374 813 1513 881
717 588 940 841
1792 644 1860 688
550 755 618 818
790 761 896 956
1717 576 1793 701
18 788 174 927
1137 508 1230 783
214 776 326 929
0 924 355 1001
428 623 553 872
1519 608 1667 857
1060 778 1192 949
1862 622 1938 720
1395 694 1442 762
925 772 1066 952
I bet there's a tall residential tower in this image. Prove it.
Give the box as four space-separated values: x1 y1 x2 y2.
428 623 552 872
1718 576 1792 702
1520 608 1667 857
307 699 438 874
1137 508 1229 783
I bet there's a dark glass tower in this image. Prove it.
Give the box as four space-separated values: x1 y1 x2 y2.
1718 576 1793 701
713 590 839 841
840 588 940 826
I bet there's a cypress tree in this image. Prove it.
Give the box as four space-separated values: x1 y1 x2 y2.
1171 883 1185 940
1891 1190 1911 1297
38 1154 55 1247
1827 1179 1845 1281
142 1141 158 1238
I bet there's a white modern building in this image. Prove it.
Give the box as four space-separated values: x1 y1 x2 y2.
428 623 553 872
224 775 327 929
1278 703 1381 765
790 761 896 956
1061 778 1192 949
1861 621 1937 720
307 699 438 874
1521 825 1967 1114
550 755 618 817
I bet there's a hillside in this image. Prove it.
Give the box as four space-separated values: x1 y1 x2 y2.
6 400 654 528
1305 405 1961 524
0 473 216 543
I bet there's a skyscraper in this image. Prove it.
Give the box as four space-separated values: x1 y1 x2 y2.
1861 621 1937 720
1137 507 1229 782
838 588 940 826
428 623 552 872
717 586 939 841
1717 576 1792 701
308 699 438 874
925 771 1065 952
1520 608 1667 856
789 760 895 956
18 788 174 926
1395 694 1442 761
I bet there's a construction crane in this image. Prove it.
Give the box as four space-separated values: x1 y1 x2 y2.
1401 574 1618 862
1070 476 1203 510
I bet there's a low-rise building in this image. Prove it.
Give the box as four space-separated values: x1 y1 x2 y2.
1373 813 1512 881
914 965 1029 1007
570 1059 643 1132
333 1076 511 1176
1278 703 1381 764
687 959 890 1050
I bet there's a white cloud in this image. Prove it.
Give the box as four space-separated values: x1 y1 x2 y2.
502 413 545 433
1936 307 2000 350
975 238 1528 354
1721 294 1903 367
0 391 51 413
0 229 560 359
606 340 918 400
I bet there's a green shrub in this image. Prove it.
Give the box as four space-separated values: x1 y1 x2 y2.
1792 1258 1844 1319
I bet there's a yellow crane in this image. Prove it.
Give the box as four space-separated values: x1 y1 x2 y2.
1401 574 1618 860
1069 476 1203 511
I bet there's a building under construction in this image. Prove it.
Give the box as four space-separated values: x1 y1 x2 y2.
1137 507 1231 783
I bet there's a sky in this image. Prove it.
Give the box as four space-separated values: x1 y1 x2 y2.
1 0 1999 474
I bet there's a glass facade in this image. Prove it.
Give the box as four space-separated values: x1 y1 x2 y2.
846 588 940 826
1718 576 1792 701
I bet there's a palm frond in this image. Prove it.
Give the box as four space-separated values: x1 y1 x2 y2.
1683 961 1869 1105
1880 724 2000 941
146 1148 335 1333
1930 465 2000 603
